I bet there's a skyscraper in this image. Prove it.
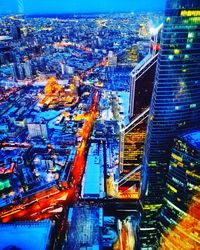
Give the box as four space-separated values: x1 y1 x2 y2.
140 0 200 248
160 131 200 249
118 24 162 200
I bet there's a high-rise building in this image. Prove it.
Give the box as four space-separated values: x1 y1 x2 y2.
128 53 158 120
129 23 162 120
160 131 200 249
140 0 200 249
11 24 22 40
118 24 161 200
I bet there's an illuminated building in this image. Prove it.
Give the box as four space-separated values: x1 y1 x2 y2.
139 24 148 37
129 23 162 120
128 53 158 120
127 45 138 64
119 109 149 198
140 0 200 248
160 131 200 250
118 24 161 199
39 77 79 109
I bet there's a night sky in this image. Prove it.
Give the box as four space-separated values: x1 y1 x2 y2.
0 0 166 14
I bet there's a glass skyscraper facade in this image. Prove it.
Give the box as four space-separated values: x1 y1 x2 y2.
140 0 200 249
160 131 200 249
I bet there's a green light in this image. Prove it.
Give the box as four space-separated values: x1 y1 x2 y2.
168 55 174 60
0 180 11 191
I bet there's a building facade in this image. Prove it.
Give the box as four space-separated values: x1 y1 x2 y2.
140 0 200 249
160 131 200 249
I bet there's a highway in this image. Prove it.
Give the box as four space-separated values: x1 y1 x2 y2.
113 217 135 250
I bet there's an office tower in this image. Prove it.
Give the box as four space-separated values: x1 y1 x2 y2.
160 131 200 249
119 53 158 196
128 53 158 120
140 0 200 249
117 25 162 199
129 23 162 120
11 24 21 40
119 109 149 199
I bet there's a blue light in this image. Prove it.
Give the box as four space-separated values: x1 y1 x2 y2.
0 0 166 14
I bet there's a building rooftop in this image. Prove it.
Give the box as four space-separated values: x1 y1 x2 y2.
182 130 200 150
82 143 104 198
66 207 102 250
0 220 53 250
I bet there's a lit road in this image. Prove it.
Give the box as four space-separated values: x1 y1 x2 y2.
0 91 100 223
0 142 31 148
55 40 108 84
113 217 135 250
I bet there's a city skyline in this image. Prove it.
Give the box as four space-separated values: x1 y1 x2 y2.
0 0 199 249
0 0 166 15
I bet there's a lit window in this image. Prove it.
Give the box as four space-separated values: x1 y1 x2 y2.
180 81 185 86
174 49 180 55
190 104 196 108
188 32 195 38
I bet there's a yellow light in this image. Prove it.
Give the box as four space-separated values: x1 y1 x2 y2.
180 10 200 17
174 49 180 55
167 184 177 193
171 153 183 162
143 204 162 210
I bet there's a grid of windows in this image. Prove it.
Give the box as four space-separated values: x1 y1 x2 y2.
160 133 200 249
139 0 200 248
